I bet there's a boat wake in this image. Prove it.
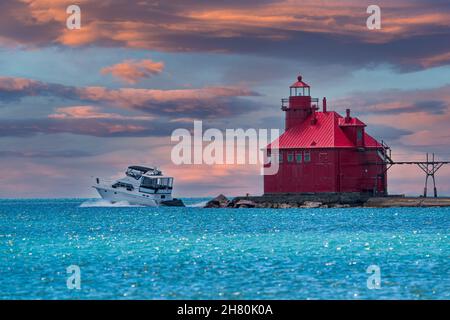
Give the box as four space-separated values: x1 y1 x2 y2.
186 200 208 208
79 199 143 208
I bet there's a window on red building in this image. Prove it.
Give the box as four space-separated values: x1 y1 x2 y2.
296 152 302 163
278 152 283 163
357 128 363 142
304 151 311 162
287 153 294 162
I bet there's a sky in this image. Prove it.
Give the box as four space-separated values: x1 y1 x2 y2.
0 0 450 198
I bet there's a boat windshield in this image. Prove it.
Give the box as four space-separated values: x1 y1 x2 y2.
140 177 173 189
126 168 145 180
112 182 134 191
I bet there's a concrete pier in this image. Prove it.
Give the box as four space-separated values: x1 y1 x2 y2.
364 197 450 207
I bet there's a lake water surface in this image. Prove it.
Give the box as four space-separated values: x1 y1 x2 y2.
0 198 448 299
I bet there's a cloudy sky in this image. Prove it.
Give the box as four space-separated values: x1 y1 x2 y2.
1 0 450 198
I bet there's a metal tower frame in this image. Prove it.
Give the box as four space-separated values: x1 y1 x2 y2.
374 142 450 197
392 153 449 197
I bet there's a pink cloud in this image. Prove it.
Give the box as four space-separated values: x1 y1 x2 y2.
417 51 450 68
48 106 154 120
101 59 164 84
74 85 258 117
0 76 40 91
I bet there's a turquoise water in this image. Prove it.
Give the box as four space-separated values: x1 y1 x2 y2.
0 198 449 300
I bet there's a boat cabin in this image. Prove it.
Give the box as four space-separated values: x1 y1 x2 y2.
139 175 174 194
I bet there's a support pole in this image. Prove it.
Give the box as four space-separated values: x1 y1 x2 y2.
432 153 437 197
423 153 429 197
424 173 428 197
433 175 437 197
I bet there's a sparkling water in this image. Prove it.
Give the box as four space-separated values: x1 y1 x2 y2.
0 198 448 299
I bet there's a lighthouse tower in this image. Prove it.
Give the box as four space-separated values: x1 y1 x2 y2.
265 74 388 196
282 75 317 130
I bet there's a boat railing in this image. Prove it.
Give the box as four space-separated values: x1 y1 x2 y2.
93 177 135 191
281 97 319 110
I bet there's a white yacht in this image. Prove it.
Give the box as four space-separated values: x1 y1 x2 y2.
93 166 184 207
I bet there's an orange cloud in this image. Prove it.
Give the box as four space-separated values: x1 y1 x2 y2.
18 0 84 24
100 59 164 84
0 1 447 69
1 2 447 48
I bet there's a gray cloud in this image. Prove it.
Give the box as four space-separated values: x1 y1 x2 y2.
0 76 260 119
333 85 450 115
0 150 95 158
411 100 447 115
365 124 413 141
0 118 187 138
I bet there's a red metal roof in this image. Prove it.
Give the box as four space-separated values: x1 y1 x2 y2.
338 117 366 127
268 111 381 149
363 132 382 148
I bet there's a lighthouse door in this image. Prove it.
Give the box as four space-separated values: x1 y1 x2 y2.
377 174 385 195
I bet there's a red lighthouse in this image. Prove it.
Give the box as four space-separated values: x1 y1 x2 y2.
264 75 387 195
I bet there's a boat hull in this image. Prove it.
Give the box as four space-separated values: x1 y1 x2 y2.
93 186 159 206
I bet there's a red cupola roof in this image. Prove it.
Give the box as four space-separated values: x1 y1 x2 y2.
338 117 366 127
290 75 310 88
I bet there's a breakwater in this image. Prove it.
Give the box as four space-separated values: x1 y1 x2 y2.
205 193 450 208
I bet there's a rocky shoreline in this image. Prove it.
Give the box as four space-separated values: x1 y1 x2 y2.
204 194 450 208
205 194 352 208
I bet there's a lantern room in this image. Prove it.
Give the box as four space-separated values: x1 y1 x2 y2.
289 75 310 96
